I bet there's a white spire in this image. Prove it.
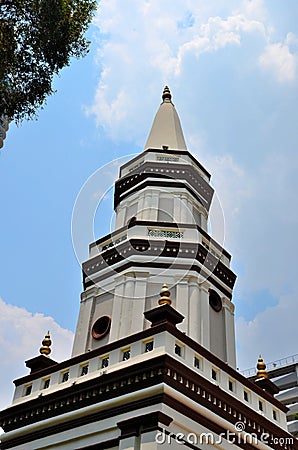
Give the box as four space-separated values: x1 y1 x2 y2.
144 86 187 151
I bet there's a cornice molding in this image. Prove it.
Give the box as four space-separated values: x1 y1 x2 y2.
0 355 294 450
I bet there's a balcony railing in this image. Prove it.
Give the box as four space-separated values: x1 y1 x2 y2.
241 354 298 378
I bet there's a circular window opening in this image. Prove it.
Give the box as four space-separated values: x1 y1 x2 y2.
209 290 222 312
127 216 137 227
92 316 111 340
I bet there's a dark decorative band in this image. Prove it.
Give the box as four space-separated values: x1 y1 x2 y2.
90 220 231 260
0 356 294 450
82 239 236 293
11 321 287 413
115 178 209 212
120 148 211 180
114 161 214 210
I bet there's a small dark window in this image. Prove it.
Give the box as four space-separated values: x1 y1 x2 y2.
81 365 88 376
62 371 69 383
145 341 154 352
212 369 217 381
244 390 249 402
273 410 277 420
101 356 109 368
229 380 234 392
194 356 200 369
43 379 50 389
25 385 32 396
259 401 263 411
122 349 130 361
175 344 182 356
209 289 222 312
92 316 111 340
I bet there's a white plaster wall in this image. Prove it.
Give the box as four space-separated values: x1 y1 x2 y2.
72 286 99 357
115 187 208 229
89 292 114 351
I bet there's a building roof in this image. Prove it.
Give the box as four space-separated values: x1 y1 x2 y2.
144 86 187 151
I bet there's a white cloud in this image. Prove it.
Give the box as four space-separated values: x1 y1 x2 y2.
88 0 271 142
0 298 73 410
85 0 298 370
236 289 298 370
189 136 252 249
88 0 298 143
189 131 298 372
259 36 298 82
241 0 266 20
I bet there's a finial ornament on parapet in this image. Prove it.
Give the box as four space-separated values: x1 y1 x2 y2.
162 86 172 102
256 355 268 379
39 331 52 356
158 283 172 306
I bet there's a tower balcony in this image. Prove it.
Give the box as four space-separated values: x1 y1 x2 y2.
84 220 235 298
3 309 288 436
90 220 231 266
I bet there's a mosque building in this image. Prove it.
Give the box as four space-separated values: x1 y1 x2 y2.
0 87 296 450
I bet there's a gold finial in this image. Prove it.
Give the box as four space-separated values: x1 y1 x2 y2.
256 355 268 379
158 283 172 306
162 86 172 102
39 331 52 356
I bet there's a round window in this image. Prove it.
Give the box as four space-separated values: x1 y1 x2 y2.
209 290 222 312
92 316 111 340
127 216 137 226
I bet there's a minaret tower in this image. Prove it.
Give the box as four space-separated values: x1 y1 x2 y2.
0 87 294 450
72 86 237 367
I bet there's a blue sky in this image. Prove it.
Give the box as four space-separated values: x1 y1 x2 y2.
1 0 298 409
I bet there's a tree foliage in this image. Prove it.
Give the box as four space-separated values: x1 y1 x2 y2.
0 0 97 122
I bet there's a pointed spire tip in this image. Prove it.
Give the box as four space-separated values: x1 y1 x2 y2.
162 86 172 102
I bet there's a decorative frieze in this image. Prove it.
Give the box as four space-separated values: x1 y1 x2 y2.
114 161 214 210
148 228 184 239
0 355 294 450
83 238 236 294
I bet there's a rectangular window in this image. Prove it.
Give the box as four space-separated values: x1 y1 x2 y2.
158 197 174 222
259 400 264 411
212 369 218 381
273 410 278 421
175 344 182 356
25 384 32 396
101 356 109 368
61 371 69 383
194 356 201 369
145 340 154 353
229 379 234 392
244 390 249 402
43 378 50 389
122 348 131 361
80 364 89 376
